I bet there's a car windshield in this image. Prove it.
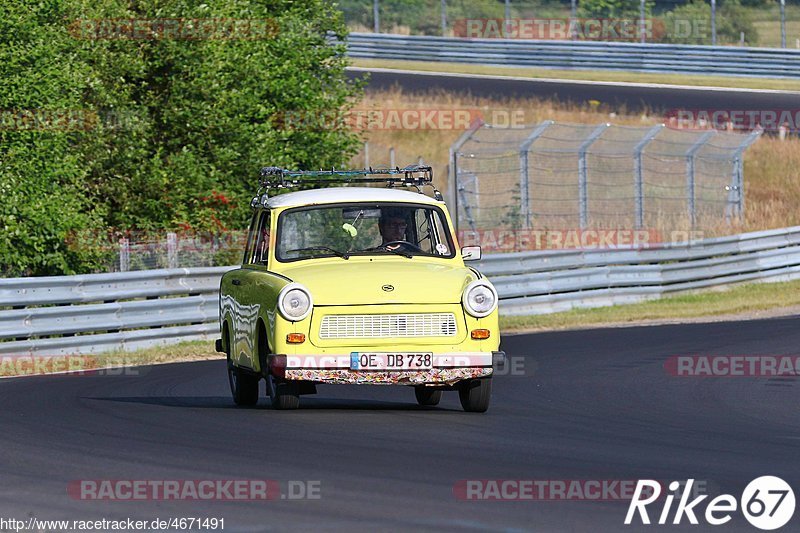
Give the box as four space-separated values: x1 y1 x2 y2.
276 202 455 261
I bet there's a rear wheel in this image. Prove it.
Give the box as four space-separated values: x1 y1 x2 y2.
458 378 492 413
414 386 442 406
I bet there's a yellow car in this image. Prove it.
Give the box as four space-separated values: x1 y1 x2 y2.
216 166 503 411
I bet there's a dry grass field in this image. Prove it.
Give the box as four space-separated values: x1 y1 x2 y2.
350 88 800 236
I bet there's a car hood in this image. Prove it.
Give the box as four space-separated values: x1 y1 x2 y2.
278 259 477 305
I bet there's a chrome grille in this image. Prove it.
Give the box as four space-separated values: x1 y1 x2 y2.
319 313 457 339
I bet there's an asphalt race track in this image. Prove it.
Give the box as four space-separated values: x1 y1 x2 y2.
348 67 800 114
0 316 798 532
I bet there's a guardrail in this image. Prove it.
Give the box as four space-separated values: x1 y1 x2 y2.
346 33 800 79
486 226 800 315
0 267 234 356
3 225 800 355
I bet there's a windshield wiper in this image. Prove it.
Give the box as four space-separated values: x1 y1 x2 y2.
285 246 350 259
374 244 413 259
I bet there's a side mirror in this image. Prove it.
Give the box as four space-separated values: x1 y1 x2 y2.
461 246 481 261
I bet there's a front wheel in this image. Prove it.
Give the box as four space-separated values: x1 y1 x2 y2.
267 374 300 410
414 386 442 406
228 355 259 406
459 378 492 413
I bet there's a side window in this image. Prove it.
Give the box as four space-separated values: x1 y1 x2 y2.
414 209 452 256
414 209 432 253
243 212 259 265
245 210 271 265
252 210 271 264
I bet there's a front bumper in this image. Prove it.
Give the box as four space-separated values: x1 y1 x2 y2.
269 352 505 385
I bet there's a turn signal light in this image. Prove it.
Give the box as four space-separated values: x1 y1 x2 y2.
286 333 306 344
471 329 490 340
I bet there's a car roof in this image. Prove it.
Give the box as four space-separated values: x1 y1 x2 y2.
265 187 444 209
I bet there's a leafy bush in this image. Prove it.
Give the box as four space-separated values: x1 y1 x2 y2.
0 0 362 276
577 0 652 19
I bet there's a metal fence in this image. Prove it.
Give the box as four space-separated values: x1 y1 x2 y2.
346 33 800 78
3 226 800 356
342 2 800 49
91 232 244 272
449 120 760 242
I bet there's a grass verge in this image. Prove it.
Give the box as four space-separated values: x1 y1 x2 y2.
0 340 221 378
500 279 800 333
351 58 800 92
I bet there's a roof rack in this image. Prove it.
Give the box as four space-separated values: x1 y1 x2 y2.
252 165 442 207
259 165 433 188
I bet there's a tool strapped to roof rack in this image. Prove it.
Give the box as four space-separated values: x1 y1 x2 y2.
259 165 434 189
251 165 442 208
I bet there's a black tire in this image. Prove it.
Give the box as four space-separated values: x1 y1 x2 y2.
414 386 442 406
458 378 492 413
267 375 300 410
227 354 259 407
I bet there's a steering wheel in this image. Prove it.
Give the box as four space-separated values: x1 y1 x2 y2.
381 240 424 252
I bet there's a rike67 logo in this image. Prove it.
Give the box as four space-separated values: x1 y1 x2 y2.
625 477 795 530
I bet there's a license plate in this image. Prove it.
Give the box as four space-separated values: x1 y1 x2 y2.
350 352 433 370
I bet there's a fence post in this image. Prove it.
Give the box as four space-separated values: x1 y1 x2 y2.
639 0 646 43
570 0 577 40
441 0 447 36
167 232 178 269
578 124 610 229
729 130 761 221
711 0 717 46
685 131 715 229
632 124 665 229
519 121 554 230
119 238 130 272
373 0 380 33
726 159 741 224
781 0 787 48
448 119 484 234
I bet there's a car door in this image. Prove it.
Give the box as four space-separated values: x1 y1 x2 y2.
232 209 271 369
223 210 258 366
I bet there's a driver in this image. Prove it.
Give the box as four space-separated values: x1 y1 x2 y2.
378 208 410 251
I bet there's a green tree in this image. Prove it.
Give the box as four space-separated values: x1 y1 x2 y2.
660 0 759 45
0 0 111 276
0 0 362 276
577 0 651 19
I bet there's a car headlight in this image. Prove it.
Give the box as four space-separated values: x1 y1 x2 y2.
278 283 313 321
462 280 498 318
